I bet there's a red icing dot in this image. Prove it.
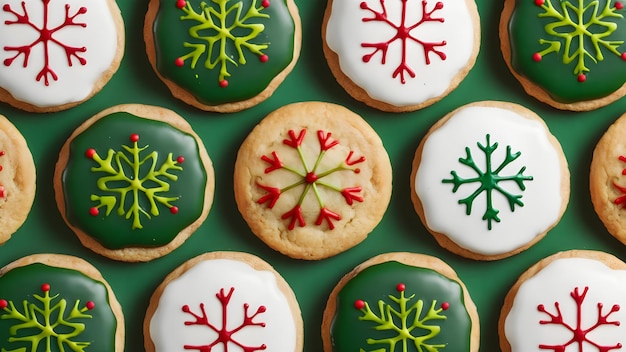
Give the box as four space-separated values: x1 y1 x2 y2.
354 168 361 174
578 73 587 83
360 1 368 9
170 206 179 214
219 80 229 88
621 52 626 60
534 0 545 5
532 52 542 62
177 156 185 164
262 0 270 7
89 207 99 216
305 172 318 183
176 0 186 8
354 299 365 310
441 302 450 310
0 299 7 309
130 133 140 142
0 186 6 199
260 54 269 63
41 283 50 292
85 148 96 159
396 283 406 292
86 301 95 310
175 57 185 67
617 2 624 9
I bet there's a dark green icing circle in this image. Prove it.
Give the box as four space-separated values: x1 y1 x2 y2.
62 112 207 249
153 0 297 105
330 261 472 352
509 0 626 103
0 263 117 352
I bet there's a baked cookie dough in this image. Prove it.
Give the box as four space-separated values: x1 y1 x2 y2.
322 252 479 352
0 114 36 246
0 254 124 352
322 0 480 112
411 101 569 260
234 101 392 260
54 104 214 262
0 0 124 112
500 250 626 352
144 251 303 352
144 0 301 113
500 0 626 111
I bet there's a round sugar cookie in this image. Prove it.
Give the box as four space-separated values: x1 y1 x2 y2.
589 112 626 245
144 0 301 113
500 0 626 111
0 115 36 246
322 0 480 112
322 252 480 352
499 250 626 352
0 254 124 352
233 101 392 260
54 104 214 262
411 101 569 260
0 0 124 112
144 251 303 352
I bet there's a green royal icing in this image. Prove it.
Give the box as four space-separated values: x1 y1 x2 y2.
153 0 296 105
0 263 117 352
331 261 472 352
509 0 626 103
62 112 207 250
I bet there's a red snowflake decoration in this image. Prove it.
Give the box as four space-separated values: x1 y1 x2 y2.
182 287 267 352
2 0 88 86
537 286 622 352
256 129 365 230
360 0 447 84
613 155 626 206
0 151 5 199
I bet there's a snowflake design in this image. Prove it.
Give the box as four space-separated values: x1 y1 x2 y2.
354 283 449 352
537 286 622 351
85 133 184 230
612 155 626 206
182 287 267 352
0 283 95 352
175 0 271 88
256 129 366 230
442 134 534 230
533 0 626 82
2 0 88 86
359 0 447 84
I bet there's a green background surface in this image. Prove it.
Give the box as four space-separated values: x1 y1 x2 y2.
0 0 625 351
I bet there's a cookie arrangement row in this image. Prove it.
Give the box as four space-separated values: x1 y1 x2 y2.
2 0 625 114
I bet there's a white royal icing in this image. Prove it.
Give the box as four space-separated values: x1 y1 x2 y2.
325 0 476 107
0 0 119 108
414 105 565 256
505 257 626 351
150 258 297 352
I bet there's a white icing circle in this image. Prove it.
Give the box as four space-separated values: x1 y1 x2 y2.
325 0 476 107
0 0 119 108
150 258 297 352
414 105 565 256
505 257 626 351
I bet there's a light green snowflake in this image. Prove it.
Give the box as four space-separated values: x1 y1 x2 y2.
175 0 270 86
86 133 183 230
354 283 449 352
534 0 625 81
0 284 94 352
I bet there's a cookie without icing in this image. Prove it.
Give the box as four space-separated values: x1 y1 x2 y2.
0 0 124 112
54 104 215 262
411 101 570 260
234 101 392 260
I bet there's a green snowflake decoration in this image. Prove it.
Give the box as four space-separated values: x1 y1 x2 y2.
533 0 626 82
85 133 183 230
442 134 533 230
354 283 449 352
0 283 95 352
174 0 271 87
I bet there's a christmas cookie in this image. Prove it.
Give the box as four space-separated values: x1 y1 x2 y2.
54 104 214 262
411 101 569 260
233 102 392 260
322 0 480 112
144 0 301 113
500 0 626 111
0 254 124 352
144 251 303 352
322 252 480 352
0 0 124 112
0 114 36 246
589 112 626 245
499 250 626 352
